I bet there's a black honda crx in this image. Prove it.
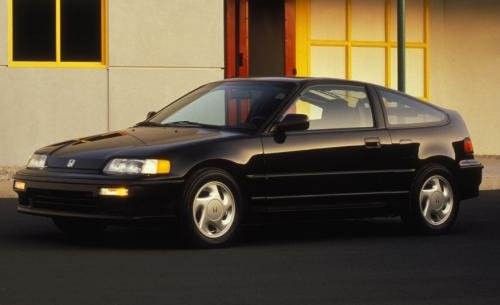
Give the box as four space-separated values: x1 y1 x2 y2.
13 78 483 247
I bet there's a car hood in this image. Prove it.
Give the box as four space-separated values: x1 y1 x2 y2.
41 127 236 170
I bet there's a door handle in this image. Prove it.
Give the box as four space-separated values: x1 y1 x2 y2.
365 137 381 149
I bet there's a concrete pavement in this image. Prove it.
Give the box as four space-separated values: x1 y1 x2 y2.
0 191 499 305
1 156 499 198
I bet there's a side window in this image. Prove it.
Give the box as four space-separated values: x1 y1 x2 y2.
379 90 447 126
284 84 374 130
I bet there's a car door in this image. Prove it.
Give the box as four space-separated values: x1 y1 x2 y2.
258 82 395 211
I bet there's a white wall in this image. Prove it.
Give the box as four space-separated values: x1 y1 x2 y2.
430 0 500 155
2 0 499 166
108 0 224 68
108 68 223 129
0 0 6 66
0 0 225 166
107 0 225 130
0 68 108 165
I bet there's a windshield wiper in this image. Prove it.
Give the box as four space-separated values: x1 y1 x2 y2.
134 121 164 127
164 121 219 128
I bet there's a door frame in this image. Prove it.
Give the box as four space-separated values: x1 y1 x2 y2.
224 0 296 78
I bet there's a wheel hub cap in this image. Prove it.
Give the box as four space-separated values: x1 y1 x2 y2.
207 200 224 221
429 192 446 210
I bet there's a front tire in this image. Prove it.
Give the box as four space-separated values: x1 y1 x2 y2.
180 168 242 247
402 164 459 234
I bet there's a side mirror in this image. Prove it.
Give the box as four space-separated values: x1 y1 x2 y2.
276 114 309 133
146 111 157 120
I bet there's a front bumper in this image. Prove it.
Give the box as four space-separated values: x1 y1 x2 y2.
13 169 184 222
457 159 483 200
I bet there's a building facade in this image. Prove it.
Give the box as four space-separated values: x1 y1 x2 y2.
1 0 499 167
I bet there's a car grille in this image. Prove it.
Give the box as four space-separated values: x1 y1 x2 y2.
27 188 97 213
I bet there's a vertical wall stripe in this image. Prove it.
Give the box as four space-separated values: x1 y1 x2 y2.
346 0 352 80
55 0 61 62
385 0 391 88
7 0 13 64
295 0 310 77
423 0 430 100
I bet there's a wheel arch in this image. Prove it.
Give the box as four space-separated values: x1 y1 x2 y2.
183 159 247 183
181 159 250 211
417 156 459 177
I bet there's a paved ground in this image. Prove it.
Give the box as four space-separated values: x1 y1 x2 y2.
0 191 499 305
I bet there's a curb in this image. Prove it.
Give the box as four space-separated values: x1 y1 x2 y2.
0 181 15 198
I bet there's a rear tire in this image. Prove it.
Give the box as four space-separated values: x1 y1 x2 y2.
402 164 459 234
179 168 242 248
52 218 107 238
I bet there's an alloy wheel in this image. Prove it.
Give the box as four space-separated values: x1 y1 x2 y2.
419 175 454 226
192 181 236 239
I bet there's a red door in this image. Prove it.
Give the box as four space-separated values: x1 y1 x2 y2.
225 0 296 78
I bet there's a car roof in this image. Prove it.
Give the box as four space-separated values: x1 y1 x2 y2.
221 77 372 87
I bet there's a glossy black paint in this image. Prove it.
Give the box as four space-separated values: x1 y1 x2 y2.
14 78 482 222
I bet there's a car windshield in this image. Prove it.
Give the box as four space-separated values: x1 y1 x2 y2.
147 81 297 131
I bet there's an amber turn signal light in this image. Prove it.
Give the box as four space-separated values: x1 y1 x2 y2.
13 180 26 191
99 187 129 197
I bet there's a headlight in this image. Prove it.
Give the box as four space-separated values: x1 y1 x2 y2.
27 154 47 169
103 159 170 175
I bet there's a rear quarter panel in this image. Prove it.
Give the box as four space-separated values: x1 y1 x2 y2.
386 108 475 197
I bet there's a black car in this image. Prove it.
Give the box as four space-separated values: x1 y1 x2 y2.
13 78 483 247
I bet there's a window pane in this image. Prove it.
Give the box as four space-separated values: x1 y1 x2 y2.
310 0 346 40
285 85 374 130
380 90 446 126
61 0 101 61
310 46 346 78
163 89 226 126
13 0 56 61
351 47 386 86
352 0 385 41
152 82 295 131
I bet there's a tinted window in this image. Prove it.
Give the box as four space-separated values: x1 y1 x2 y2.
13 0 56 61
150 82 296 131
61 0 101 61
284 84 374 130
379 90 447 126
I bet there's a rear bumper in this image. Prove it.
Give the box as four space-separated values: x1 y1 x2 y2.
457 160 483 200
13 169 184 222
